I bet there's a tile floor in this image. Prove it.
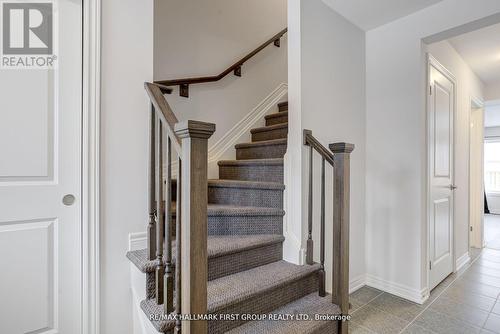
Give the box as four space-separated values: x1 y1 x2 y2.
348 247 500 333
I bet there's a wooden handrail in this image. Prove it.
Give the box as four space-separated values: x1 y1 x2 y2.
144 82 181 154
155 28 287 97
303 129 334 166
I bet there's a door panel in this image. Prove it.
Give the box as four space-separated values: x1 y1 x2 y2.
429 60 455 291
0 1 82 333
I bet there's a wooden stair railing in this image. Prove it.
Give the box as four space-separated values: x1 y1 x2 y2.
144 82 215 334
303 130 354 334
155 28 287 98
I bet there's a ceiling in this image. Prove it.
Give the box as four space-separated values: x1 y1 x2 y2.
321 0 444 31
449 23 500 87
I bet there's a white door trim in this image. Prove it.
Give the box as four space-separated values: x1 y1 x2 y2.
426 53 457 291
468 95 484 250
82 0 101 333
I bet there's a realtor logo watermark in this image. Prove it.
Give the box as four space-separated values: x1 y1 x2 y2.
1 1 57 68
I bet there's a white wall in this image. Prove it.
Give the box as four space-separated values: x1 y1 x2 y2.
100 0 154 333
154 0 287 175
486 81 500 101
366 0 500 302
287 0 366 291
426 40 485 265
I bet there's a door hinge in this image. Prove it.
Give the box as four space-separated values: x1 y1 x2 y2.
429 261 432 270
470 226 473 232
429 86 432 95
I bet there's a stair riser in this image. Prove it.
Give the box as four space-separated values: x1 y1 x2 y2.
208 215 283 235
278 103 288 112
266 114 288 126
252 127 288 142
145 242 284 298
209 272 319 334
219 165 283 183
236 144 287 160
208 187 283 209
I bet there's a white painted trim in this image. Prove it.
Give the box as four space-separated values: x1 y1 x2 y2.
349 274 366 294
468 95 485 250
208 83 288 164
365 274 428 304
455 252 471 272
129 232 148 251
82 0 101 333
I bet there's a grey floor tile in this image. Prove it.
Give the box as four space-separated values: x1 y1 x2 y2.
461 271 500 288
350 286 383 310
349 321 373 334
441 288 496 312
492 300 500 315
367 293 423 321
350 305 409 334
414 309 481 334
481 329 498 334
449 279 500 299
401 323 435 334
428 295 489 327
468 265 500 279
475 259 500 270
484 313 500 334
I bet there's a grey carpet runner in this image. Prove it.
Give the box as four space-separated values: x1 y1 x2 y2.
126 101 341 333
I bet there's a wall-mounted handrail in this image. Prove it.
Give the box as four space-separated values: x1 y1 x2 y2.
303 129 353 334
155 28 287 97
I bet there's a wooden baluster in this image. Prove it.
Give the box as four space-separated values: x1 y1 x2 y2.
164 136 174 313
174 120 215 334
155 119 165 305
330 142 354 334
175 157 182 334
306 145 314 265
319 157 326 297
147 106 157 260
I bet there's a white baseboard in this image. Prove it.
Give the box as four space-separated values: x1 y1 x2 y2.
129 232 147 251
365 274 427 304
349 274 366 294
456 252 471 272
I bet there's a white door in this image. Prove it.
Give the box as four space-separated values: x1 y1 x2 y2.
428 58 456 290
0 1 83 333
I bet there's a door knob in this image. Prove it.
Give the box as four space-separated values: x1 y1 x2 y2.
449 184 457 190
62 194 76 206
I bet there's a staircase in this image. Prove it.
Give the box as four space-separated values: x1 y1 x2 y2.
127 28 353 334
127 102 343 333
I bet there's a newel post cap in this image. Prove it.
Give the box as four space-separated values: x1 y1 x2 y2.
329 142 355 154
174 120 216 139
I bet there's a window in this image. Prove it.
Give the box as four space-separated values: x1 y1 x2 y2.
484 141 500 193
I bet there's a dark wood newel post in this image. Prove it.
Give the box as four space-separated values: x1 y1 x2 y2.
174 120 215 334
330 142 354 334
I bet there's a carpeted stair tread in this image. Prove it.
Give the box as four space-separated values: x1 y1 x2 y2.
141 261 320 333
278 101 288 112
208 179 285 190
265 111 288 121
250 123 288 134
225 293 341 334
265 112 288 126
208 260 321 312
218 158 284 167
207 204 284 217
127 235 285 273
235 138 287 149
